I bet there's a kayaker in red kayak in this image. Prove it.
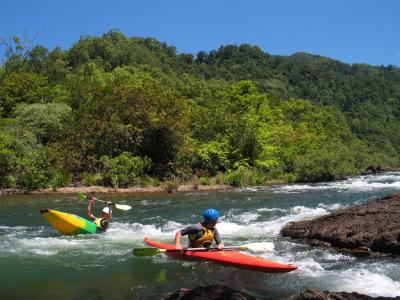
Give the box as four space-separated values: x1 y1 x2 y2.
175 208 224 250
86 196 113 232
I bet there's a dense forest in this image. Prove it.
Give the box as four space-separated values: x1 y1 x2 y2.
1 31 399 190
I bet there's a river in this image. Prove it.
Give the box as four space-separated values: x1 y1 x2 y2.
1 172 400 299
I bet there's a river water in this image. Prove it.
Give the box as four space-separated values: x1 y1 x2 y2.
1 172 400 299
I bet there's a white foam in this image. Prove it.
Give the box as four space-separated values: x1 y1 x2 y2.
101 221 182 243
217 202 342 239
216 221 244 235
320 251 354 262
0 220 186 257
333 268 400 297
31 249 58 256
162 221 184 232
257 207 287 213
19 236 84 247
221 203 343 237
237 187 259 192
236 212 259 223
271 172 400 193
140 200 152 206
317 203 345 211
0 225 30 231
296 257 326 277
272 243 400 297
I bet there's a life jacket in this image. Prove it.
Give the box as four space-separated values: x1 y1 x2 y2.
93 218 109 231
189 223 215 248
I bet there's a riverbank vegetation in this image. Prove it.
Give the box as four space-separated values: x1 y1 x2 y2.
1 31 399 190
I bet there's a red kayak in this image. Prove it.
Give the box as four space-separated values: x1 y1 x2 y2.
144 237 297 273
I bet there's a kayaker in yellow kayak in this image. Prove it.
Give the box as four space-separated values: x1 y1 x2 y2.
175 208 224 250
86 196 113 232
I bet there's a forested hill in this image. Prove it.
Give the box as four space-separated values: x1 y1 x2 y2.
1 31 399 190
194 48 400 156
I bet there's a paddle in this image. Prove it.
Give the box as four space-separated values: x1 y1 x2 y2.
75 192 132 211
133 242 274 257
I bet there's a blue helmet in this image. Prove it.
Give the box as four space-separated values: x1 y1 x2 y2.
203 208 220 221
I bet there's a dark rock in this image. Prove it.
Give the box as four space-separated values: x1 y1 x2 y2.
73 182 86 188
286 289 400 300
163 284 255 300
165 288 191 300
281 194 400 255
362 165 383 175
0 188 19 195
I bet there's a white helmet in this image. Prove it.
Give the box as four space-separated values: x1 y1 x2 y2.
102 207 110 214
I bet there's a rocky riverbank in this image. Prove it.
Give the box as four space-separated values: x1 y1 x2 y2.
281 193 400 256
164 285 255 300
286 289 400 300
0 183 231 196
163 285 400 300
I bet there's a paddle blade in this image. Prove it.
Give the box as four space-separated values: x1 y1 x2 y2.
245 242 274 252
132 247 163 257
75 192 87 201
114 203 132 211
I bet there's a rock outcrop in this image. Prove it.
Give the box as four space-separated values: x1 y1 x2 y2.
164 286 400 300
286 289 400 300
281 194 400 256
362 165 383 175
163 284 255 300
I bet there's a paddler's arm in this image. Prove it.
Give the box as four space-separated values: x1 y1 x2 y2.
214 228 224 249
107 201 113 221
175 224 201 250
175 231 183 250
86 197 96 221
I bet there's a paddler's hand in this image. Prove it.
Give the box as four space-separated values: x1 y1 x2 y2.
217 242 224 250
106 201 113 206
175 245 183 251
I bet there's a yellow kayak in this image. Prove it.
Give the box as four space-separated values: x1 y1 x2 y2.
40 209 97 235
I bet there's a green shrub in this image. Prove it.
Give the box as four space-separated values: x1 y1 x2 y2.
282 173 298 183
136 176 160 188
17 165 49 190
82 173 102 186
193 141 231 175
13 103 72 144
294 143 358 182
50 170 72 191
100 152 152 188
175 166 193 182
15 149 55 190
220 167 266 187
2 175 16 189
150 178 161 187
199 176 211 185
164 179 179 193
368 152 400 170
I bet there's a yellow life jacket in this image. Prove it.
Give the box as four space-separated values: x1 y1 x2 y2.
93 218 106 228
189 223 215 248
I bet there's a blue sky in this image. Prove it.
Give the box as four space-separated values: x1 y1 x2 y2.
1 0 399 66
